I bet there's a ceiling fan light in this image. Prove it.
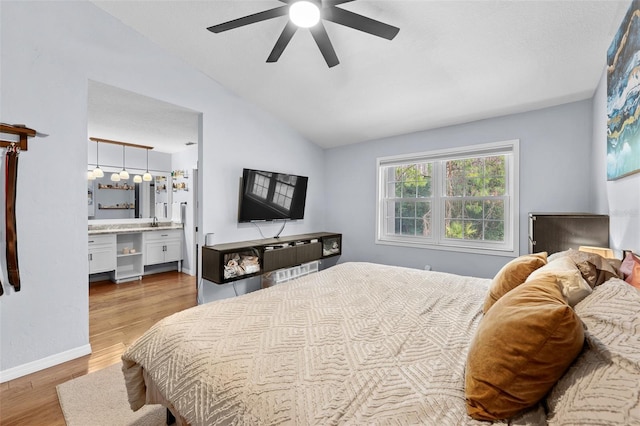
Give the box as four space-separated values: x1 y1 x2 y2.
133 175 143 183
289 1 320 28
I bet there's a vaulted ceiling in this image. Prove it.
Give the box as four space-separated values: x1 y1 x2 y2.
91 0 630 149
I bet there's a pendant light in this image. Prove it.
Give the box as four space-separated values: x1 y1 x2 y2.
119 145 129 180
110 172 121 182
92 141 104 178
87 170 96 180
133 174 143 183
143 148 152 182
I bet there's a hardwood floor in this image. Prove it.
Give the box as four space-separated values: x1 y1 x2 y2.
0 271 197 426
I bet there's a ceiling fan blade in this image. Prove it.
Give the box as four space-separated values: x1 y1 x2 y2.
207 6 289 33
310 22 339 68
323 6 399 40
324 0 357 5
278 0 355 4
267 21 298 62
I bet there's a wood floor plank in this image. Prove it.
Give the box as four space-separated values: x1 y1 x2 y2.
0 271 197 426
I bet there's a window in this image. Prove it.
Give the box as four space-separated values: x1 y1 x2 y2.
250 171 271 199
273 175 296 210
248 170 298 213
376 140 519 256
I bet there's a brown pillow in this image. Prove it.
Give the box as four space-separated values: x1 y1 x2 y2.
483 252 547 313
567 249 622 287
466 275 585 421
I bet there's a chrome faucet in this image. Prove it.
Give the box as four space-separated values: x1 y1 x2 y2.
151 216 158 227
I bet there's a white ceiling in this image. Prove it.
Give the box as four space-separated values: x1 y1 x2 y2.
88 81 200 154
90 0 630 150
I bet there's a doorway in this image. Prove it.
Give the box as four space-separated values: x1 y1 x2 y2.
87 80 202 276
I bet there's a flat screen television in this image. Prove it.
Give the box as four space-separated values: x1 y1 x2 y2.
238 168 308 222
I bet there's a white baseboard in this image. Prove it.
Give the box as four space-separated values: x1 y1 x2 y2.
0 344 92 383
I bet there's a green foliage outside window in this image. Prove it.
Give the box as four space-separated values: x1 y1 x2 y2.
390 164 432 237
444 156 505 241
379 141 516 254
385 156 506 242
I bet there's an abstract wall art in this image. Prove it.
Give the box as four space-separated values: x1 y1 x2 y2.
607 0 640 180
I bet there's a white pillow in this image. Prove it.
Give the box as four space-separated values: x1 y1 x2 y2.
526 256 592 306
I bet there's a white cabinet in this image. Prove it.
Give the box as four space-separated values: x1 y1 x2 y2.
89 228 184 282
88 234 116 274
144 229 182 271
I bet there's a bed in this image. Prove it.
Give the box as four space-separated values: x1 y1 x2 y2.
122 256 640 425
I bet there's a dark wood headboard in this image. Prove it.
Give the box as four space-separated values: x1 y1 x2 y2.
528 213 610 255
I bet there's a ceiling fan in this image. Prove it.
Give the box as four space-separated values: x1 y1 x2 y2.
207 0 400 68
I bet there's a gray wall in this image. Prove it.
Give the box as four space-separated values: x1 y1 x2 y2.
324 100 594 278
171 145 198 276
591 68 640 254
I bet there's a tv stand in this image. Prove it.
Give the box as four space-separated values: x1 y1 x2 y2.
201 232 341 284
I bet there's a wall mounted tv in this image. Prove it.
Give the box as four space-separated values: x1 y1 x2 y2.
238 168 308 223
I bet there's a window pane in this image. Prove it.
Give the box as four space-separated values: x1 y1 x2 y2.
273 181 294 210
417 201 431 237
465 158 482 177
484 220 504 241
465 220 483 240
404 182 417 197
484 200 504 220
446 176 465 196
487 177 505 196
401 202 415 218
466 178 484 196
445 200 463 219
465 200 483 219
415 201 431 218
445 220 464 239
485 156 505 176
417 177 431 197
400 219 416 235
251 172 270 199
448 159 465 175
394 182 403 197
395 166 410 181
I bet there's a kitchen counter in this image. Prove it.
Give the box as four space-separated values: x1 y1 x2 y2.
88 222 183 235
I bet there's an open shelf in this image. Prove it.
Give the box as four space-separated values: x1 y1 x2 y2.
99 205 134 210
113 233 144 283
202 232 341 284
117 252 143 258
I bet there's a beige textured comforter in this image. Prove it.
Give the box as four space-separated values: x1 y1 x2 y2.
122 262 538 425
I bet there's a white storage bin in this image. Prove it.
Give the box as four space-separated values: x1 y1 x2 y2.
307 261 319 274
261 260 320 288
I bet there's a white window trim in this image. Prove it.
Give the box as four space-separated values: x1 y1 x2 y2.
376 140 520 257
